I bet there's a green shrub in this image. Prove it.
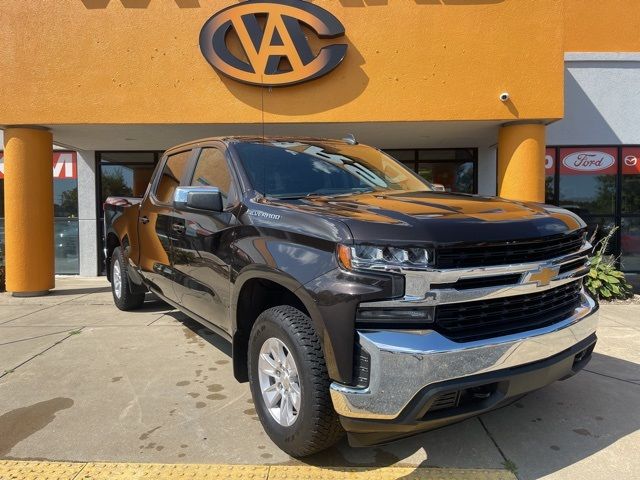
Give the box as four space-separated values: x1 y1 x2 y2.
585 227 633 301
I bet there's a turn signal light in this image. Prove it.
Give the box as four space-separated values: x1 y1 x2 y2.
337 244 353 270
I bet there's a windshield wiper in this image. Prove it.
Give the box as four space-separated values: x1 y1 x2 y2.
306 188 374 197
269 188 374 200
270 195 307 200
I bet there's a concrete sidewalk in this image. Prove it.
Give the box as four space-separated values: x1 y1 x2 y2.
0 278 638 480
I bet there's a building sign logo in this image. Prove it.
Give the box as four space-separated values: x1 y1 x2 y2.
0 152 77 180
562 151 616 172
199 0 347 87
544 154 554 170
625 155 638 167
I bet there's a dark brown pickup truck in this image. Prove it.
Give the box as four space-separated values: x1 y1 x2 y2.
104 136 598 456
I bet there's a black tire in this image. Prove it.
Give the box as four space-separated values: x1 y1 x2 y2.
110 246 145 311
248 305 344 457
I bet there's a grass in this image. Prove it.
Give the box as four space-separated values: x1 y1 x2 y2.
501 459 518 476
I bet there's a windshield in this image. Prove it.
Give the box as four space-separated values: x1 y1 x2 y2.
234 140 432 198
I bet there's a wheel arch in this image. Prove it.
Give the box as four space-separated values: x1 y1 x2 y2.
231 268 327 383
105 232 121 282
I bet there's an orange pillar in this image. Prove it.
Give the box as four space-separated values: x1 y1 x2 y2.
497 123 546 203
4 127 55 296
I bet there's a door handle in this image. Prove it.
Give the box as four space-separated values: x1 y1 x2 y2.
172 223 186 234
139 216 149 224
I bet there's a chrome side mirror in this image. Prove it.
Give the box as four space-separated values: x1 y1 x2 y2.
432 183 446 192
173 186 223 212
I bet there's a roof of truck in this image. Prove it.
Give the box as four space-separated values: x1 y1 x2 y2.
164 135 358 155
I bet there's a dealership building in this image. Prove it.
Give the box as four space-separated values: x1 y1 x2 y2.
0 0 639 295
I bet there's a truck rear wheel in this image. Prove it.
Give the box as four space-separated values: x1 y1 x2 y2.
111 247 145 311
248 305 344 457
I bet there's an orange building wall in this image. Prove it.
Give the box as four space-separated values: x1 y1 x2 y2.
0 0 564 125
565 0 640 52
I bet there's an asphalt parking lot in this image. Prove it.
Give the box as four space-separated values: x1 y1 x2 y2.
0 278 638 479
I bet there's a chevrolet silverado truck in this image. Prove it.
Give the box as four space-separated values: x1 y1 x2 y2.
104 136 598 457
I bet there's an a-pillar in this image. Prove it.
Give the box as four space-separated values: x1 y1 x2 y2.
4 127 54 296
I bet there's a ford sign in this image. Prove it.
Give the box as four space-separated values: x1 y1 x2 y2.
562 151 616 172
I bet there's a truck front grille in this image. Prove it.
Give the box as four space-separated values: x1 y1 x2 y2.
434 230 586 269
434 280 583 342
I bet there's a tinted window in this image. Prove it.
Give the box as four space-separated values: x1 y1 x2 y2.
621 217 640 271
384 148 477 194
54 174 79 275
191 148 231 205
622 147 640 214
558 148 617 215
384 150 416 162
100 152 157 204
545 148 556 204
155 151 192 203
417 161 474 193
101 165 152 202
235 141 430 198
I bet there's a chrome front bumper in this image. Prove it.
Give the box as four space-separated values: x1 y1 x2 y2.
330 290 599 420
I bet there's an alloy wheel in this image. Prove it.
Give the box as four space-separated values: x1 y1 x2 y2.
113 259 122 299
257 337 301 427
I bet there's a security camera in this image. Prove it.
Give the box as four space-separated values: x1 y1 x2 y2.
499 92 510 102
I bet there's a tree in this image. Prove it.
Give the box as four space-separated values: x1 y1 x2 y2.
58 188 78 218
102 168 133 202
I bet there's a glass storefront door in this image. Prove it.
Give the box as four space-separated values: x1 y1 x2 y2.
384 148 478 193
546 146 640 273
97 151 161 273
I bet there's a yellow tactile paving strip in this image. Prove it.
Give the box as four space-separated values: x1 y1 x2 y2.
0 461 516 480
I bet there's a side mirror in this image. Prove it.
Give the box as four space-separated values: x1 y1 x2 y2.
432 183 446 192
174 186 223 212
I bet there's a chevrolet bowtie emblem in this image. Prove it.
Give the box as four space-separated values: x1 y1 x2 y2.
526 265 560 287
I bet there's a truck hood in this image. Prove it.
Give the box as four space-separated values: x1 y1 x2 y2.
273 191 586 245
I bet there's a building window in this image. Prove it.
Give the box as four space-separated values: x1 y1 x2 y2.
545 148 556 204
548 146 640 273
621 147 640 272
0 151 79 275
97 151 162 274
384 148 478 194
558 147 617 215
99 152 159 203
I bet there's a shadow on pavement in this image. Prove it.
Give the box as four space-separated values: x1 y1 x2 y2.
298 352 639 479
141 305 640 479
137 297 175 313
50 286 111 296
166 313 233 357
476 352 638 480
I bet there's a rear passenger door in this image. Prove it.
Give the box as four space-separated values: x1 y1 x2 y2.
171 145 236 332
137 149 194 302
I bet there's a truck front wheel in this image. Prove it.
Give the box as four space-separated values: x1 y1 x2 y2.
248 306 344 457
110 247 145 311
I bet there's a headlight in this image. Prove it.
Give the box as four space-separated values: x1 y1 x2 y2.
337 244 431 271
